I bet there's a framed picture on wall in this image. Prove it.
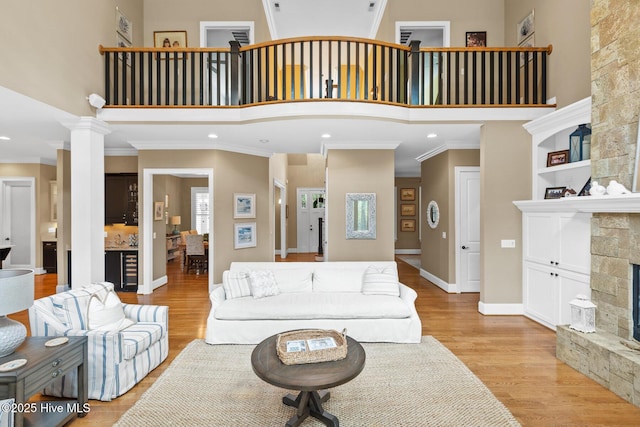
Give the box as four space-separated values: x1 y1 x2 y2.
544 186 566 199
400 188 416 201
234 193 256 218
517 10 535 44
234 222 257 249
401 219 416 232
154 201 164 220
401 204 416 216
465 31 487 47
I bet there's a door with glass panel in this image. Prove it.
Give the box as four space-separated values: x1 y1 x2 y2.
296 188 325 253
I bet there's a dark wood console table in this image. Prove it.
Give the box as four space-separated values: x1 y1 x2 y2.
0 337 88 427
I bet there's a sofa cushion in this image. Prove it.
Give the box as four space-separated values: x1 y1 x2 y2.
222 271 252 299
51 282 114 330
362 265 400 296
272 268 313 293
312 268 364 293
248 270 280 299
215 292 411 320
121 322 165 360
87 291 135 331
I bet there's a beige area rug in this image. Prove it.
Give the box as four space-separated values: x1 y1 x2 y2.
115 337 520 427
397 254 421 270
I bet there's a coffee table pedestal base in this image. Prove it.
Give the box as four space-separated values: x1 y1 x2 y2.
283 390 338 427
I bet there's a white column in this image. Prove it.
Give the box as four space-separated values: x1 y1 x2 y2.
67 117 110 288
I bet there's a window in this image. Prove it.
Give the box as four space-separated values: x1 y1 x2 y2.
191 187 210 235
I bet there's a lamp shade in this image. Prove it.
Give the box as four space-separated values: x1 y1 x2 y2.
170 216 181 225
0 269 34 316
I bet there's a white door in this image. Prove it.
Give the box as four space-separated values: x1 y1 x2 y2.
0 178 35 269
456 168 480 292
296 188 325 253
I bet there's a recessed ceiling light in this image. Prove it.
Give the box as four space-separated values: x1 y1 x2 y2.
427 133 437 138
321 133 331 139
0 136 10 141
207 133 218 139
259 139 269 143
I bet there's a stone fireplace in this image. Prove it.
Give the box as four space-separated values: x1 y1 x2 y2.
555 0 640 407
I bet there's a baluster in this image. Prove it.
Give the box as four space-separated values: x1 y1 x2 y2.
337 41 342 99
309 41 314 99
299 41 304 99
105 52 111 105
532 52 538 104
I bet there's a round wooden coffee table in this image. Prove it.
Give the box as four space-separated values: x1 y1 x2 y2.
251 333 366 427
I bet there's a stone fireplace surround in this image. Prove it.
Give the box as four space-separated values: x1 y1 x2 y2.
556 195 640 407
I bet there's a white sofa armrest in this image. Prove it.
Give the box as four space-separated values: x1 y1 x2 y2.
398 282 418 304
210 284 226 307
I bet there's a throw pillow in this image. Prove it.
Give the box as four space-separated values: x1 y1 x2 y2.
87 291 135 331
248 270 280 299
222 271 252 299
362 265 400 296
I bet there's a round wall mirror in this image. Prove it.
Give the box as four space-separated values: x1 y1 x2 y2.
427 200 439 229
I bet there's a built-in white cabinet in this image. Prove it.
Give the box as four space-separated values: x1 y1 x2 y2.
515 97 594 330
523 97 592 200
521 211 591 329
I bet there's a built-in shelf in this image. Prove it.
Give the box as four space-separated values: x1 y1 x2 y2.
514 193 640 213
538 159 590 175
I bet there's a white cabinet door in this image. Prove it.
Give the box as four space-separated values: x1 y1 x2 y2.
523 212 557 265
557 212 591 275
523 262 557 329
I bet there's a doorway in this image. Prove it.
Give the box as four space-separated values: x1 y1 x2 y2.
0 178 35 269
455 167 480 293
296 188 325 253
142 168 214 294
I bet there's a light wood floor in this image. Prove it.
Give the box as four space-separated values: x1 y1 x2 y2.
11 255 640 426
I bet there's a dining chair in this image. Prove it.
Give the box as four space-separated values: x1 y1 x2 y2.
185 234 206 274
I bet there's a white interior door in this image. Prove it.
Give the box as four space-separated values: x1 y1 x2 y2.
296 188 325 253
0 178 36 268
456 168 480 292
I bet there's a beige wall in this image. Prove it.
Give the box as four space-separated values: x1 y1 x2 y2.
105 156 138 173
326 150 395 261
286 154 325 251
57 150 71 285
504 1 590 108
420 150 479 283
0 163 57 270
142 0 271 46
377 0 505 46
480 122 531 304
1 1 143 116
138 150 271 283
270 154 288 252
395 177 421 250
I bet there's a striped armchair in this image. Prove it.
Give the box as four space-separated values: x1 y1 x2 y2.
28 282 168 401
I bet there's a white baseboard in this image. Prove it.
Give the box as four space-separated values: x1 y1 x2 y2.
151 275 168 291
478 301 524 315
420 269 458 293
395 249 421 255
34 267 47 275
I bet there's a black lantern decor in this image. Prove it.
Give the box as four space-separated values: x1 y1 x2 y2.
569 124 591 163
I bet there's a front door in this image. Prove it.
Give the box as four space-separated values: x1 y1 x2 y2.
0 178 35 269
296 188 325 253
456 168 480 292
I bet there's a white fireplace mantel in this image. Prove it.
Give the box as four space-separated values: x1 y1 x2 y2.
514 193 640 213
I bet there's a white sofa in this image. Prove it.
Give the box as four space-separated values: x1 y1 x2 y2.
206 261 421 344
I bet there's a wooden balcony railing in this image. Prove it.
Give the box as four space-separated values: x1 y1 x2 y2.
99 37 552 108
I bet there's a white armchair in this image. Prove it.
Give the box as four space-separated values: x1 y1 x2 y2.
28 282 168 401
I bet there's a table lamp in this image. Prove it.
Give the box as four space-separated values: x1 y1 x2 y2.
170 216 181 235
0 269 34 357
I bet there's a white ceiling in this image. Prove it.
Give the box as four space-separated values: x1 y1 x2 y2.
0 1 482 176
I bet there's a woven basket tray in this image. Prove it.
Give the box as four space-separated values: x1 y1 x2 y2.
276 329 348 365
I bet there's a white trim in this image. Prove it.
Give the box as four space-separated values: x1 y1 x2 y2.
478 301 524 315
34 267 46 275
395 249 421 254
129 140 272 158
105 148 137 156
416 140 480 162
322 142 400 157
395 21 451 47
513 193 640 213
199 21 255 47
274 179 287 259
0 157 57 166
369 0 388 40
152 275 168 290
142 168 214 295
420 268 458 293
0 177 36 270
523 96 590 139
261 0 278 40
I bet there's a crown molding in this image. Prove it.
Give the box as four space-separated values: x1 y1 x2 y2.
128 140 272 157
415 140 479 162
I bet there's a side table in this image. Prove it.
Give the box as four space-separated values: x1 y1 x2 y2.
0 336 88 427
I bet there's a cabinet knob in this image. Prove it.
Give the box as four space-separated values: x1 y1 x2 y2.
51 368 63 378
51 358 62 367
